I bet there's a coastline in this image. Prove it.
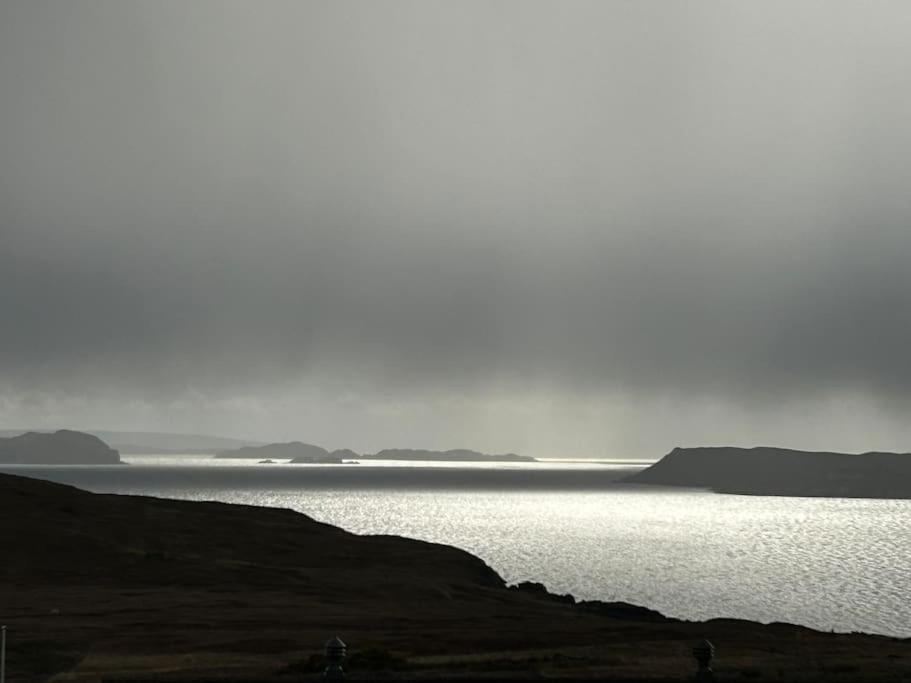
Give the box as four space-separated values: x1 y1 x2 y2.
624 446 911 499
2 472 910 681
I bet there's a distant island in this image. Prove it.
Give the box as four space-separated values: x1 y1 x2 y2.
623 446 911 498
0 429 262 455
0 429 121 465
366 448 535 462
216 442 536 463
216 441 337 462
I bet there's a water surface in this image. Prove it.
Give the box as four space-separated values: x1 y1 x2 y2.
5 457 908 638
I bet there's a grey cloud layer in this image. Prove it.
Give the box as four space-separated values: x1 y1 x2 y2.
2 1 911 411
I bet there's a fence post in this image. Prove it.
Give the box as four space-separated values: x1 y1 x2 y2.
693 639 714 681
323 636 346 680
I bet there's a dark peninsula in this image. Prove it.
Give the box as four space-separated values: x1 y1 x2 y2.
0 429 121 464
624 446 911 498
2 472 907 681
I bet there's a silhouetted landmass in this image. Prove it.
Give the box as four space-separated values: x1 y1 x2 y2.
2 473 908 681
330 448 360 460
0 430 262 454
624 446 911 498
291 449 360 464
95 430 262 453
216 443 537 463
115 445 225 455
215 441 330 459
366 448 536 462
216 442 351 463
289 454 346 464
0 429 121 464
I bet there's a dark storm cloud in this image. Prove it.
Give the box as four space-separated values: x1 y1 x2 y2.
2 1 911 450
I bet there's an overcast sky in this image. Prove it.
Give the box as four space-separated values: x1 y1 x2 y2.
2 1 911 457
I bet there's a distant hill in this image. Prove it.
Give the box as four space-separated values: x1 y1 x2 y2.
0 430 262 454
330 448 360 460
367 448 536 462
216 443 535 463
90 431 262 454
215 441 331 460
0 430 121 464
623 446 911 498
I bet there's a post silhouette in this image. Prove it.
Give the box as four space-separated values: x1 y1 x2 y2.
693 639 714 681
324 635 346 680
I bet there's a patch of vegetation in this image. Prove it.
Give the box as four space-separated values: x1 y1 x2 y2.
11 642 85 679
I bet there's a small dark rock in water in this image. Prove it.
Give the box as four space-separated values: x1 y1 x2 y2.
258 459 276 464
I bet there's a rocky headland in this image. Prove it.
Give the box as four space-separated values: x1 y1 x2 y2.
624 446 911 498
0 429 121 464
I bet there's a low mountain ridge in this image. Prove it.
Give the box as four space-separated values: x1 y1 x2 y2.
216 442 536 462
368 448 535 462
623 445 911 498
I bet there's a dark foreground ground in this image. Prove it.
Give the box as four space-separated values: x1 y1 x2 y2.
1 473 908 682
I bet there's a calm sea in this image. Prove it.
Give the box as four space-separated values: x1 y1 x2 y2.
5 456 910 638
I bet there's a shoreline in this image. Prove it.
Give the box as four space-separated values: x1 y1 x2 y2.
3 463 909 640
3 472 910 681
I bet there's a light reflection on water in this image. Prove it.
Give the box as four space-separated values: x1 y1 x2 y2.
6 459 910 637
123 455 653 469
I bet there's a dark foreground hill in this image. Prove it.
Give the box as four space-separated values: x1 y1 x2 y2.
0 429 121 464
1 473 908 681
624 446 911 498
